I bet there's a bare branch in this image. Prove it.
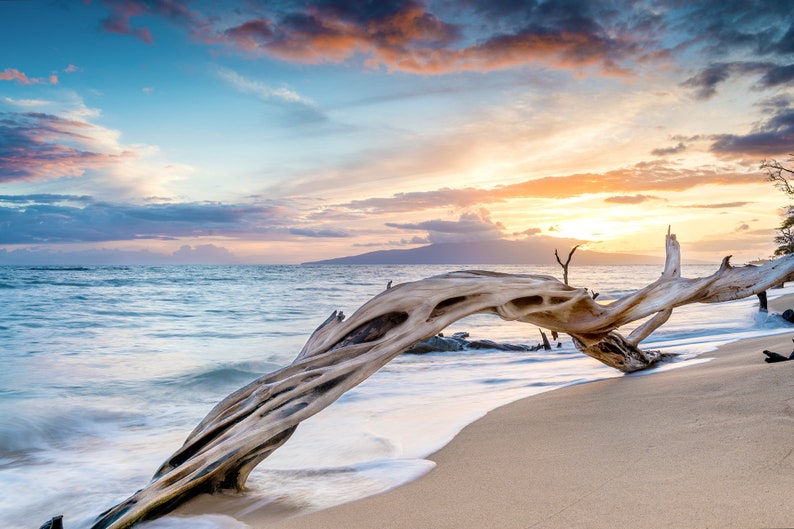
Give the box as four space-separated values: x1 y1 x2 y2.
762 155 794 195
554 245 579 285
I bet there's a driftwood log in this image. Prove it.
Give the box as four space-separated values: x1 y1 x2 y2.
83 231 794 529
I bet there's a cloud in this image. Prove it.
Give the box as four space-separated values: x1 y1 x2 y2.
3 97 52 108
93 0 667 76
102 8 153 43
514 227 543 237
353 236 429 248
604 194 663 205
0 112 135 182
0 244 241 265
674 1 794 97
681 61 794 100
217 67 315 106
759 63 794 88
0 194 94 205
170 244 237 264
673 2 794 58
0 198 290 244
386 209 505 244
88 0 794 82
651 142 687 157
685 227 778 257
212 1 661 76
215 2 461 72
0 101 193 198
339 187 493 213
0 68 58 85
339 161 761 214
710 106 794 158
96 0 198 44
288 227 350 238
216 67 326 124
681 63 752 100
681 201 752 209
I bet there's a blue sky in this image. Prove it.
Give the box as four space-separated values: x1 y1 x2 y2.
1 0 793 263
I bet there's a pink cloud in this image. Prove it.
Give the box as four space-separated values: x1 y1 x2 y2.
0 112 134 182
0 68 58 85
101 1 154 44
97 0 199 44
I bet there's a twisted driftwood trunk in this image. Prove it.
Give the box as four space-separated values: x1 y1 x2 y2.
85 231 794 529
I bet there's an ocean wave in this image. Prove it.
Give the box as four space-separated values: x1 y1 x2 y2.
0 407 144 463
92 309 196 318
145 331 258 339
152 362 281 393
141 515 251 529
27 266 93 272
181 367 266 388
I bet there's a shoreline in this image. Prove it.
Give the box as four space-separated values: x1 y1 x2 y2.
178 296 794 528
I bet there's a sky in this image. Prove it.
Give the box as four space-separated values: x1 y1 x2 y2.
1 0 793 264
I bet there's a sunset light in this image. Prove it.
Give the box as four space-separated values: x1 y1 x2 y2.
5 4 794 528
1 1 792 264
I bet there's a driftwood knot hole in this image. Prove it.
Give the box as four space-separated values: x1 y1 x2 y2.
332 311 409 350
429 296 468 319
508 295 545 309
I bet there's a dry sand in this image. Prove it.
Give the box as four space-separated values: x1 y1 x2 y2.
181 297 794 529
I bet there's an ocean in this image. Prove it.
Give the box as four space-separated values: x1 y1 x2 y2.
1 264 791 529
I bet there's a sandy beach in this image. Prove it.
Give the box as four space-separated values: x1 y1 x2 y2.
180 296 794 529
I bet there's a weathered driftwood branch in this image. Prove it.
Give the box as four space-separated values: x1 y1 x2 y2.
86 231 794 529
554 244 579 285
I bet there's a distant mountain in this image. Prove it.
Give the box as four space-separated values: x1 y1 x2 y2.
303 239 663 265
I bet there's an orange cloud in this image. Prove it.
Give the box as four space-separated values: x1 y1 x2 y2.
339 161 762 213
215 2 646 76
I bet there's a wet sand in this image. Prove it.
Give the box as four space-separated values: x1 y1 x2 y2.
182 296 794 529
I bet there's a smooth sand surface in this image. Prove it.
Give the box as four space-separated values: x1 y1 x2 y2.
182 297 794 529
